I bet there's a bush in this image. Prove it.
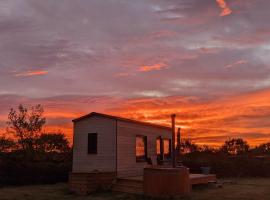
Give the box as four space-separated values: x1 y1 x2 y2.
0 152 72 186
182 152 270 178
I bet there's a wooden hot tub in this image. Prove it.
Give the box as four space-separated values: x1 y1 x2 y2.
143 167 191 197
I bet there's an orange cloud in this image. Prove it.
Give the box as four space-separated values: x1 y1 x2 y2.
216 0 232 16
15 70 48 77
138 63 169 72
2 90 270 147
108 89 270 147
225 59 247 69
32 89 270 147
44 111 79 119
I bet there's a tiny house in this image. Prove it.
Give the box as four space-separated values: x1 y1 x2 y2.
69 112 216 195
69 112 173 194
71 112 172 178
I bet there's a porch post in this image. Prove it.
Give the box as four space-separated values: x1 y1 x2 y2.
171 114 176 168
177 128 181 160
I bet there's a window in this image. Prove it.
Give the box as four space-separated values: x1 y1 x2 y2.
156 137 161 156
156 137 163 163
136 135 147 162
163 138 171 160
88 133 97 154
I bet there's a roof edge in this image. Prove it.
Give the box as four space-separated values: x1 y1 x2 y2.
72 112 171 131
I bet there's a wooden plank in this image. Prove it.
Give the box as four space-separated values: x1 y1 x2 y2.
112 178 143 195
190 174 217 185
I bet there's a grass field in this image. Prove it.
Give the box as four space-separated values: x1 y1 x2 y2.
0 179 270 200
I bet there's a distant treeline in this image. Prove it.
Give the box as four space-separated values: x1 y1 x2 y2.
179 138 270 156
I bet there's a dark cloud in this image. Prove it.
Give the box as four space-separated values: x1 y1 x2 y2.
0 0 269 98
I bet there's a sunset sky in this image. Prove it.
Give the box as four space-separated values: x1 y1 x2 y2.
0 0 270 146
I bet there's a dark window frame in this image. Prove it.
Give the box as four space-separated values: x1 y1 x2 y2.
136 135 147 162
88 133 97 154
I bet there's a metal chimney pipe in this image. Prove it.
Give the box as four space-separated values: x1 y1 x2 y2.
171 114 176 168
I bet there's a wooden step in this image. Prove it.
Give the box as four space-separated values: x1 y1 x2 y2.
117 177 143 183
112 178 143 194
114 183 143 189
112 184 143 194
115 179 142 187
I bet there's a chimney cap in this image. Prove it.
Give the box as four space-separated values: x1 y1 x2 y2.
171 114 176 118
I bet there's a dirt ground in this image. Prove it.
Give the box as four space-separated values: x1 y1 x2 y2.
0 178 270 200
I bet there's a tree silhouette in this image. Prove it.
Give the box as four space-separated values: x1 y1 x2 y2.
220 138 249 155
180 140 199 154
252 143 270 154
7 104 46 152
36 132 70 153
199 145 217 153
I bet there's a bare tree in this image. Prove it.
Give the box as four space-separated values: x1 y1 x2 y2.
7 104 46 152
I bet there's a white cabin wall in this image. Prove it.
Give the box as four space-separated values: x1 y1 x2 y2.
117 121 171 177
72 116 116 173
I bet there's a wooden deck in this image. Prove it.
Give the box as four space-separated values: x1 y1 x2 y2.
112 174 217 194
